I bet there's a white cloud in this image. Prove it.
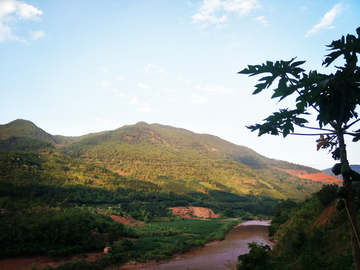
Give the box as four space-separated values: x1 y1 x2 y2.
29 30 45 40
97 80 113 87
192 13 227 24
190 94 209 104
162 88 179 93
306 4 342 37
0 0 42 21
156 69 170 76
115 93 126 98
15 1 42 20
0 0 43 43
115 76 124 81
192 0 260 25
95 117 123 129
95 116 111 127
129 96 139 104
197 85 234 94
143 64 170 82
178 75 191 83
100 67 109 73
0 22 23 42
96 80 117 92
143 64 155 75
138 103 154 113
222 0 260 15
102 81 113 87
254 16 269 26
137 83 151 89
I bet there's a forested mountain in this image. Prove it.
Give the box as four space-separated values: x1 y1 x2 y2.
0 118 338 262
0 119 325 201
0 119 57 144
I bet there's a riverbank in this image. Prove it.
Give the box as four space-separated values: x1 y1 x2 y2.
0 219 264 270
129 219 271 270
115 240 223 269
239 220 271 226
115 219 270 270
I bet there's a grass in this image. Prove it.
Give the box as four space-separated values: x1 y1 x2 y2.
36 218 240 270
152 218 233 235
118 218 239 264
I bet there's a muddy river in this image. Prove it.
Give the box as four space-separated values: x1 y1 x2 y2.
143 220 271 270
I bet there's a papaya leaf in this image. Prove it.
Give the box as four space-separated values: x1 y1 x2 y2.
353 130 360 142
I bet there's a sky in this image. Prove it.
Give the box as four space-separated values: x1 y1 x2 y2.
1 0 360 170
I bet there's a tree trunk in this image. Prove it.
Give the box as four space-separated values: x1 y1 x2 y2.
339 134 360 269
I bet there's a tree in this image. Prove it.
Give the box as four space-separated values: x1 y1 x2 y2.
236 242 271 270
238 27 360 268
315 184 338 207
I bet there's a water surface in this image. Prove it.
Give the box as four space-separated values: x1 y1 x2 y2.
144 220 271 270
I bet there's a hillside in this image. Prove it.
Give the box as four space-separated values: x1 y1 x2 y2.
0 119 56 144
61 121 323 199
323 164 360 177
0 119 326 200
252 186 356 270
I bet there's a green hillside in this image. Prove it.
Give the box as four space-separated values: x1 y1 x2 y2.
0 119 57 144
62 121 321 199
0 119 322 201
236 185 357 270
0 119 328 263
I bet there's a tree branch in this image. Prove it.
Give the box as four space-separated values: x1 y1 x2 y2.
345 118 360 130
300 125 334 132
278 131 335 136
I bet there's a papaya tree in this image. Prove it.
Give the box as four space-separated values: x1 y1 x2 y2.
238 27 360 268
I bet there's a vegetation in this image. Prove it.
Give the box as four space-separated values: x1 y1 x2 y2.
236 184 357 269
0 119 323 202
0 129 269 267
24 218 239 270
0 207 123 258
0 97 337 267
239 27 360 268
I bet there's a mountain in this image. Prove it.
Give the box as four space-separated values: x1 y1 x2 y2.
0 119 56 144
323 165 360 178
0 119 335 200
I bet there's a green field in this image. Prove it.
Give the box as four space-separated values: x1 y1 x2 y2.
116 218 240 265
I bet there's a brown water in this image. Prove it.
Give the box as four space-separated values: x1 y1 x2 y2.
143 220 271 270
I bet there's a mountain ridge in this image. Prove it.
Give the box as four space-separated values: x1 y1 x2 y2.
0 119 338 199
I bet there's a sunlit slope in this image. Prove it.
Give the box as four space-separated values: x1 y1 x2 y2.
0 119 56 144
63 122 322 199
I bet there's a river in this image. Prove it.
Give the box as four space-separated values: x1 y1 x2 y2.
143 220 271 270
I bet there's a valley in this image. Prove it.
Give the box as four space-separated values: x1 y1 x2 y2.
0 119 345 269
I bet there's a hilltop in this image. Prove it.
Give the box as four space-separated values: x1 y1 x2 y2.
0 119 340 201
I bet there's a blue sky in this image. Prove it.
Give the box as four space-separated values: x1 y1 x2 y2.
1 0 359 170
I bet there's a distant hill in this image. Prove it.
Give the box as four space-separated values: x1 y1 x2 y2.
0 119 328 200
323 165 360 178
0 119 56 144
60 121 324 199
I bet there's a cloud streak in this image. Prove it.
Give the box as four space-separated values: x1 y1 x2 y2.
30 30 45 40
190 94 209 104
138 103 154 113
192 0 260 25
254 16 269 27
137 83 151 90
196 85 234 94
306 4 342 37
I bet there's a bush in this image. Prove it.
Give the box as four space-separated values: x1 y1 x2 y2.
236 242 271 270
